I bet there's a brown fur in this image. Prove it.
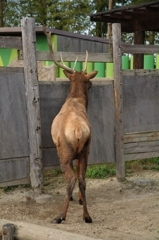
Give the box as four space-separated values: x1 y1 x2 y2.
51 70 98 223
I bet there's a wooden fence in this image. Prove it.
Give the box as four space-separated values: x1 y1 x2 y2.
0 18 159 190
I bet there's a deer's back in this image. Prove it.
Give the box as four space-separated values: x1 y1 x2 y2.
51 98 91 153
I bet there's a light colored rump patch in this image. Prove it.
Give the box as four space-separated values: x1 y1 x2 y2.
65 113 90 153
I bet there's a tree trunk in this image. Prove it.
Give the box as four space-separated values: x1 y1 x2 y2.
0 0 4 27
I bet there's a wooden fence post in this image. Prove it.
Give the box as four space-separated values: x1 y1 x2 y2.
2 223 15 240
112 23 125 181
21 17 43 193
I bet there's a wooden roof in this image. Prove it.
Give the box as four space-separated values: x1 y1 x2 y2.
90 0 159 33
0 26 108 44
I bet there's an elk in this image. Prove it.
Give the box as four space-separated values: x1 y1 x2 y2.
44 29 98 224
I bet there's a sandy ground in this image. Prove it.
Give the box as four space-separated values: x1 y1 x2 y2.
0 170 159 240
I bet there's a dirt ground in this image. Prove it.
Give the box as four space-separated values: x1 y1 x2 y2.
0 170 159 240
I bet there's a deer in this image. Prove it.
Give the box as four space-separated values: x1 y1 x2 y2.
44 29 98 224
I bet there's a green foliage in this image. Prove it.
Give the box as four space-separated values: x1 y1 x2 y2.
86 164 116 179
2 184 30 193
3 186 15 192
86 158 159 179
1 0 158 41
125 158 159 175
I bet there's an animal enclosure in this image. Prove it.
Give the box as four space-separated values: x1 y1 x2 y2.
0 18 159 189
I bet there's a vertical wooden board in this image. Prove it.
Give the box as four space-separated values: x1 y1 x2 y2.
39 82 69 148
123 75 159 133
0 68 29 159
112 23 125 180
42 149 59 168
0 157 29 183
88 82 115 164
21 18 43 191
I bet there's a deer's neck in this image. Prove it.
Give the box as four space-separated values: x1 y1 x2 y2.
67 84 88 108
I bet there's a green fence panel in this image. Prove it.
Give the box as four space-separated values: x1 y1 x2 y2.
156 55 159 69
144 55 154 69
59 62 70 78
106 63 114 78
94 62 105 77
82 62 93 73
70 62 82 71
130 56 134 69
122 56 129 70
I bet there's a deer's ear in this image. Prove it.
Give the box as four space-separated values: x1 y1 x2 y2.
87 70 98 80
63 70 74 80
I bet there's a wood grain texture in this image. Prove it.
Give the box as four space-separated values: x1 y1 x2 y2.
123 75 159 133
121 43 159 54
0 68 29 159
112 23 125 180
19 51 113 62
0 157 29 187
0 36 22 49
21 18 43 192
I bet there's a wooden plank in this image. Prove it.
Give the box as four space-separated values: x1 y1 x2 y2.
0 178 29 188
19 50 113 62
0 67 23 73
124 141 159 154
2 224 15 240
0 68 29 159
122 69 159 77
124 132 159 143
123 75 159 133
121 43 159 54
0 36 22 49
88 82 115 164
0 220 98 240
124 151 159 161
112 23 125 181
0 157 29 186
21 17 43 193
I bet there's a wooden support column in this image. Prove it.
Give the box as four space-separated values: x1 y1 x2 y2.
2 223 15 240
134 30 145 69
112 23 125 181
21 18 43 193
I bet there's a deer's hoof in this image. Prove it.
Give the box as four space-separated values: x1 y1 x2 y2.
78 199 83 205
84 216 92 223
51 217 64 224
70 196 74 201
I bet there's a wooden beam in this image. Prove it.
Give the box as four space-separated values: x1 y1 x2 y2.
133 30 145 69
121 43 159 54
19 51 113 63
21 18 43 193
0 36 22 49
2 223 15 240
0 220 96 240
112 23 125 181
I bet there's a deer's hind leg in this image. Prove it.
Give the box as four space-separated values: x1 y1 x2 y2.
51 148 77 224
76 151 92 223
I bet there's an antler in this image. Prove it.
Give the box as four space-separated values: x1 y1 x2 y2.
83 50 88 73
43 27 77 73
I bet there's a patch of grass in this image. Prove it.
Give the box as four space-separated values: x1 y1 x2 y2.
86 164 116 179
3 186 17 193
86 157 159 179
44 168 62 178
2 184 30 193
125 157 159 174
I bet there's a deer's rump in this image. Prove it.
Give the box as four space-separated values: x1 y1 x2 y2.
64 115 91 153
52 111 91 154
